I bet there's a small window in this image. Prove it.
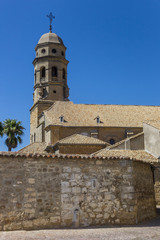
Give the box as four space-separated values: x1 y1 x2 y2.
34 72 36 84
53 90 56 94
95 116 100 123
41 67 45 78
61 51 64 56
41 49 46 54
92 179 96 188
81 132 90 136
31 135 33 143
62 69 66 80
110 139 115 145
36 52 38 56
60 115 64 123
34 133 36 142
52 67 58 77
52 48 57 53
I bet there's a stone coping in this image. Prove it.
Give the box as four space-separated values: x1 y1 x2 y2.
0 151 156 165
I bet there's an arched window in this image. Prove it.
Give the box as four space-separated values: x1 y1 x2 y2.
41 49 46 54
109 139 115 145
62 68 66 80
34 133 36 142
52 48 57 53
34 72 36 84
52 67 58 77
41 67 45 78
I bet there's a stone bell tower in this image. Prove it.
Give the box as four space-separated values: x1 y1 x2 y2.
30 13 70 143
32 14 69 103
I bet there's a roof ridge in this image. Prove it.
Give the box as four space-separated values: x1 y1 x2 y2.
143 120 160 131
57 133 80 144
73 103 160 107
57 133 107 145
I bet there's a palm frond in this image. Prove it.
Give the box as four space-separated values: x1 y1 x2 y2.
3 119 25 151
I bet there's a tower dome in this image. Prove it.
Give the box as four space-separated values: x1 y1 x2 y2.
38 32 64 45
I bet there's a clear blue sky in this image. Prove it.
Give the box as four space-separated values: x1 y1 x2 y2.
1 0 160 151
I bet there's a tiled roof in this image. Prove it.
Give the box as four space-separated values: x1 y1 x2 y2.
56 134 108 145
18 142 47 154
43 101 160 128
92 149 158 163
0 151 156 164
107 132 144 150
144 120 160 130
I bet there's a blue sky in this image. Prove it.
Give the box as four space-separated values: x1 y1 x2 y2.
1 0 160 151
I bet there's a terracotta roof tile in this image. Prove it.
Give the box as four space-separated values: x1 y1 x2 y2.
92 149 158 163
18 142 47 154
43 101 160 128
56 134 108 145
0 151 157 164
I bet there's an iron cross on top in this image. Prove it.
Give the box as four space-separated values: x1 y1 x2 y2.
47 12 55 33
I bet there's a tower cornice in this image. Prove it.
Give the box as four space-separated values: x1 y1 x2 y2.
35 42 66 51
32 56 69 65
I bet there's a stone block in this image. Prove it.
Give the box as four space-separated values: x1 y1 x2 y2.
25 208 36 214
96 160 103 165
23 220 33 228
63 167 71 173
122 186 134 193
73 168 81 173
28 178 35 184
50 216 60 223
104 213 110 219
72 187 81 194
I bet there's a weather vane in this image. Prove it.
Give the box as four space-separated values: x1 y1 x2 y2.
47 12 55 33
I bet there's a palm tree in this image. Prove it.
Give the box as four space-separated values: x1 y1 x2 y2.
3 119 25 151
0 122 3 137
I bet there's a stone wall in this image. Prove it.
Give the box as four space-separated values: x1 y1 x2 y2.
130 133 144 150
50 126 142 145
154 165 160 206
133 161 156 222
30 101 53 144
0 153 156 231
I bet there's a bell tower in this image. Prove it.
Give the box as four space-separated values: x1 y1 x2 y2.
32 13 69 103
30 13 70 143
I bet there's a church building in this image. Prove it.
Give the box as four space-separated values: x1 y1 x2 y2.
20 17 160 206
1 14 160 230
29 19 160 156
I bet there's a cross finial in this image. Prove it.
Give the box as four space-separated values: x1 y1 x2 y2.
46 12 55 33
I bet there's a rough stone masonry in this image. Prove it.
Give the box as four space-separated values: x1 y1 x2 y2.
0 153 156 231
